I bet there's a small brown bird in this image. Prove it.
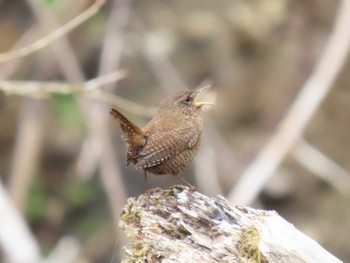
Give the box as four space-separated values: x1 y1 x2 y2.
110 85 212 199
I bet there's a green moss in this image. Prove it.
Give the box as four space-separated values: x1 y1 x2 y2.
134 243 150 257
149 197 159 206
164 187 176 197
237 225 268 263
120 201 142 227
120 199 156 261
122 242 151 263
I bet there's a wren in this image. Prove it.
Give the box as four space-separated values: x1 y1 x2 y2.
110 85 212 202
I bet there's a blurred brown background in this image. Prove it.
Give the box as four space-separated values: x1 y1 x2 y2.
0 0 349 262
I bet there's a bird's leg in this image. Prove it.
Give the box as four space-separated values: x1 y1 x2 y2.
175 175 196 192
144 170 149 209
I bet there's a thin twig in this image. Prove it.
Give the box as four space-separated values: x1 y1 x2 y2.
227 0 350 205
25 0 87 80
86 89 156 117
0 70 126 95
0 70 156 117
0 26 39 78
0 71 156 117
0 0 106 63
293 140 350 194
0 70 125 93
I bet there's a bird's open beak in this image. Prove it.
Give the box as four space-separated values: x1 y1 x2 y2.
193 101 215 107
194 84 215 107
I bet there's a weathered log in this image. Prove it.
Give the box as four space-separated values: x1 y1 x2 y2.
119 186 343 263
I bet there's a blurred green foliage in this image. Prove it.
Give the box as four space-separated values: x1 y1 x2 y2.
63 179 101 210
42 0 57 6
63 178 109 239
52 94 86 135
75 211 107 239
26 176 50 223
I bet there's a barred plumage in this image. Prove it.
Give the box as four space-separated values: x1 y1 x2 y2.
110 87 212 205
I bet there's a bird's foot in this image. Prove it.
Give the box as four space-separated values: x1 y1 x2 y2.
175 175 197 192
188 185 197 193
148 187 162 195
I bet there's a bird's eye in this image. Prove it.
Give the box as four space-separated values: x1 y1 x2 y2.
183 96 192 104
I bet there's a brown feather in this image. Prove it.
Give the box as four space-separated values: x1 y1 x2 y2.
110 108 147 164
138 125 199 169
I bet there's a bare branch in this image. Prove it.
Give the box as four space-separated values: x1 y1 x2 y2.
0 180 41 263
86 89 156 117
0 26 39 78
8 100 46 211
0 70 157 117
0 70 126 96
228 0 350 205
293 140 350 194
0 0 105 63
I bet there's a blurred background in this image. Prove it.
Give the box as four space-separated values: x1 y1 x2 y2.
0 0 349 262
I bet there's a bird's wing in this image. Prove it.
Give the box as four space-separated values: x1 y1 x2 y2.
138 125 199 168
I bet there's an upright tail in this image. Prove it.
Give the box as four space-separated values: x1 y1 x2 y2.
110 107 147 164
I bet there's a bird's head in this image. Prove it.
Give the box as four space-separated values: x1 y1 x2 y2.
160 84 214 117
